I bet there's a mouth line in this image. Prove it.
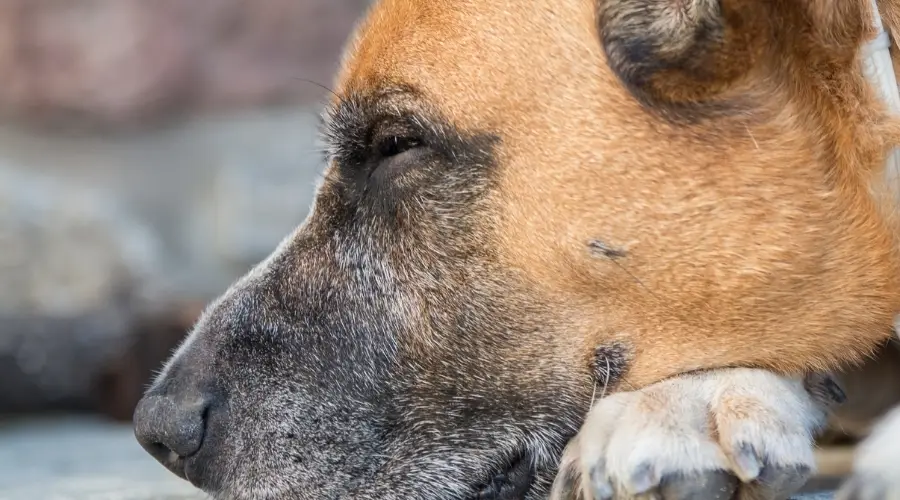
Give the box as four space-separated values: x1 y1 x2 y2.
150 447 188 481
470 450 535 500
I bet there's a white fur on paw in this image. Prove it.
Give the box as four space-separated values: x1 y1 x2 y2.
837 405 900 500
551 368 828 500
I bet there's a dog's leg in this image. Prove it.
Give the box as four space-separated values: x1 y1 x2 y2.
551 369 843 500
836 404 900 500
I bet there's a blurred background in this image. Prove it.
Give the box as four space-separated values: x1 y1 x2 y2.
0 1 369 498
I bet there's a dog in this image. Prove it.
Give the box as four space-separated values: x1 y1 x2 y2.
132 0 900 499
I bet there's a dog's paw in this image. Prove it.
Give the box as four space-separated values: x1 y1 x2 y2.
551 368 841 500
836 405 900 500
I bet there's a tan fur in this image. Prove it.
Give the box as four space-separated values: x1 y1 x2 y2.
336 0 900 388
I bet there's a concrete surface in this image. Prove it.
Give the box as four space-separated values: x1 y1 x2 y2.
0 415 836 500
0 416 202 500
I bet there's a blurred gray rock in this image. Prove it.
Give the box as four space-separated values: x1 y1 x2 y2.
0 167 170 413
0 168 165 317
0 106 325 293
0 0 356 419
0 105 325 416
0 0 370 128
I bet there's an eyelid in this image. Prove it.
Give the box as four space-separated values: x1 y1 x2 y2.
370 118 424 151
377 136 422 158
371 118 416 142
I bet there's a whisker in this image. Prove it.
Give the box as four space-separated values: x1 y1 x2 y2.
598 355 611 400
617 375 638 392
294 77 340 100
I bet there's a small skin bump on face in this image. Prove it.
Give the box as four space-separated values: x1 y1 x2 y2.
587 240 628 260
592 342 631 394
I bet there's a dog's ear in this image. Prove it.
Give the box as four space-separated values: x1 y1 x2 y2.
597 0 875 116
596 0 764 113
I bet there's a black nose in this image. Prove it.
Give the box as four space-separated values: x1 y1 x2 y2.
133 388 211 479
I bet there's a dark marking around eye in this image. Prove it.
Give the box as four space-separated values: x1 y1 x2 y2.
320 86 498 171
315 85 501 227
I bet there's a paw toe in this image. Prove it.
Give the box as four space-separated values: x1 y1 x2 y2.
657 470 738 500
588 460 614 500
627 462 662 495
730 442 763 482
744 462 812 499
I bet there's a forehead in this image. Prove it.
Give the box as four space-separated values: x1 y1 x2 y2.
334 0 609 130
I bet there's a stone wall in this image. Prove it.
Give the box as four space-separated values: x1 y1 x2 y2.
0 0 369 419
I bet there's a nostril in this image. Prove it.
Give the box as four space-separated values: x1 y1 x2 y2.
133 393 210 469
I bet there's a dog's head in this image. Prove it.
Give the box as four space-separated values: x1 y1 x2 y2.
133 1 900 499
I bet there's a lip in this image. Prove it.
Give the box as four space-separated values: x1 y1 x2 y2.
141 437 209 489
182 451 217 492
140 441 190 481
471 452 535 499
149 443 211 492
183 407 225 493
152 449 208 491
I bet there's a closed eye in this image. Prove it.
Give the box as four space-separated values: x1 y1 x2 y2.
377 135 422 158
